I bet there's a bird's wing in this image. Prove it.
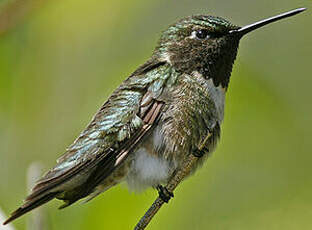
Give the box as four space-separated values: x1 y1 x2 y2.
31 59 168 197
3 59 172 225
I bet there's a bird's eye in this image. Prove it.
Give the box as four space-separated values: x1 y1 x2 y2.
194 29 210 39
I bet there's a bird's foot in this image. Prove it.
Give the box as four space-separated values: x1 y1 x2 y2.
156 185 174 203
192 149 205 157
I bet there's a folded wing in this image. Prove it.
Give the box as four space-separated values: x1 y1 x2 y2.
4 59 170 225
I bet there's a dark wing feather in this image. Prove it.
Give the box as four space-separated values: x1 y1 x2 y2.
3 193 58 225
3 59 170 225
58 100 164 208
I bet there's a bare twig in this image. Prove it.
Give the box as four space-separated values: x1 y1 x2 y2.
134 154 199 230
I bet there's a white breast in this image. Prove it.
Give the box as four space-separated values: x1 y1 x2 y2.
193 71 225 122
207 78 225 121
126 147 170 192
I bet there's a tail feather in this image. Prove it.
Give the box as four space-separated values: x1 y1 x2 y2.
3 192 58 225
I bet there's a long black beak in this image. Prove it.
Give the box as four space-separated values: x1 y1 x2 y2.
230 8 306 37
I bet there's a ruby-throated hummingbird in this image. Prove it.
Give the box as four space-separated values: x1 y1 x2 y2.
4 7 306 225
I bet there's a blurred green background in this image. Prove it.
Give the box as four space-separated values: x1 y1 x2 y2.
0 0 311 229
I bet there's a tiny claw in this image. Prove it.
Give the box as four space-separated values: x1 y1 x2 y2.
156 185 174 203
192 149 205 157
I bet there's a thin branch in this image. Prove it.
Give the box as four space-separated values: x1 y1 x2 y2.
134 154 199 230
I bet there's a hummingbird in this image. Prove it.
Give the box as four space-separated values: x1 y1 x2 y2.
3 7 306 225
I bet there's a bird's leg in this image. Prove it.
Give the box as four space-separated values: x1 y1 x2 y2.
156 185 174 203
193 128 214 157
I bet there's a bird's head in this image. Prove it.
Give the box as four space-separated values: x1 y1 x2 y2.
154 8 306 88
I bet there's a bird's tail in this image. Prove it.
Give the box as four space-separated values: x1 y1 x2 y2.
3 192 58 225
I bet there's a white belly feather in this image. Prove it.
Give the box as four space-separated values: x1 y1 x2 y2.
126 147 170 191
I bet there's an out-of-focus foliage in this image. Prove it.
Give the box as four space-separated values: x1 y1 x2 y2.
0 0 311 229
